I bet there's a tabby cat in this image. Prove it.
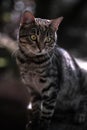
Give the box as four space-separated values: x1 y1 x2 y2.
16 11 87 130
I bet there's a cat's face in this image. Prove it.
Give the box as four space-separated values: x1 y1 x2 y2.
19 11 63 56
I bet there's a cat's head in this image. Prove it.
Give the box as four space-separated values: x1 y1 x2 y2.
19 11 63 56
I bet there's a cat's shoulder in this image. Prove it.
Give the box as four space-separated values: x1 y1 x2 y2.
54 46 73 60
54 46 78 71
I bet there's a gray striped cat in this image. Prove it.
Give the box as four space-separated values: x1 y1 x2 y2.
16 11 87 130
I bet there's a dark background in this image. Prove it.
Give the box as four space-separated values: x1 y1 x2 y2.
0 0 87 129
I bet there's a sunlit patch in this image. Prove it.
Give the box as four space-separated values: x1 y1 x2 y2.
0 57 8 68
27 102 32 110
75 58 87 71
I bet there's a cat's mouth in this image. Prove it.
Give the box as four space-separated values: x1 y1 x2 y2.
37 49 47 55
30 49 47 56
27 48 52 57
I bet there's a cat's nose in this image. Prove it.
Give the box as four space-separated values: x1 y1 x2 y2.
37 43 44 52
39 46 43 52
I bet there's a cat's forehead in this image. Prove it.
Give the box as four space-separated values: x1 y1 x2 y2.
35 18 51 26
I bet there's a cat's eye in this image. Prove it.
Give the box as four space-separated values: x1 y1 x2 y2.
30 34 37 41
46 37 52 43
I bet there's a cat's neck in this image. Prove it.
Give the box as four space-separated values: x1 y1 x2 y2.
17 47 54 64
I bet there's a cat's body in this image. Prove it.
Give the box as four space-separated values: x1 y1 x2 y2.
16 11 87 130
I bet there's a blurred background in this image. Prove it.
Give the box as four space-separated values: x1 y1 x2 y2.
0 0 87 129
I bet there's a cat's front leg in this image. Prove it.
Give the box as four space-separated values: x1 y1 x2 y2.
26 88 41 130
75 96 87 124
39 88 58 130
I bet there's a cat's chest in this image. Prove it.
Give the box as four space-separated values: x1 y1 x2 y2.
20 62 57 93
24 71 48 92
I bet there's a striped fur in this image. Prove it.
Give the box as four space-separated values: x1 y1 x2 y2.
16 11 87 130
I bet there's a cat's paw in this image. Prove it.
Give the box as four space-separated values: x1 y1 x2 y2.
75 113 86 124
26 121 40 130
26 121 32 130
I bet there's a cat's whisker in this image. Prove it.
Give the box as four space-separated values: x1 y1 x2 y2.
12 48 19 57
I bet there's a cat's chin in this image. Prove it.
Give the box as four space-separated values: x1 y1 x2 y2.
28 50 48 57
29 51 47 57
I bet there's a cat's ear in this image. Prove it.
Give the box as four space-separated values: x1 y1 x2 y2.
20 11 35 25
51 17 64 31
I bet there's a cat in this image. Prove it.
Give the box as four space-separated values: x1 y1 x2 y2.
16 11 87 130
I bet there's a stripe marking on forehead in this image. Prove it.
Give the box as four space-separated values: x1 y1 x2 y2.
35 18 51 26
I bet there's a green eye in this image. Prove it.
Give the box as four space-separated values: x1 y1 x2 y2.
46 37 51 42
30 34 37 41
